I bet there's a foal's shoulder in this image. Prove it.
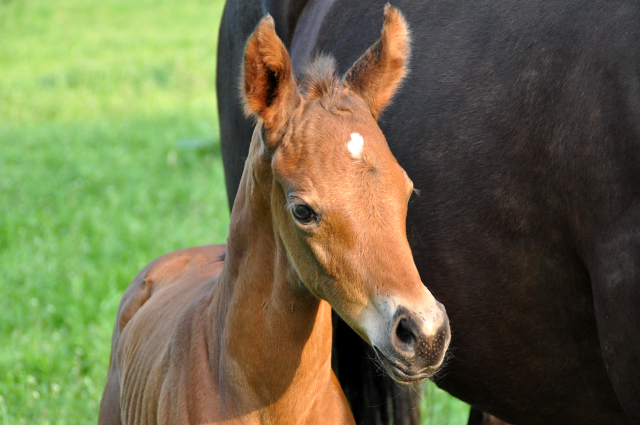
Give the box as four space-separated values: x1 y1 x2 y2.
116 245 226 333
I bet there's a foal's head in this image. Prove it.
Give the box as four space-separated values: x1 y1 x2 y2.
241 6 450 383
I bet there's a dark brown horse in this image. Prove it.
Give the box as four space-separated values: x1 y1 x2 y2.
217 1 640 424
99 7 450 424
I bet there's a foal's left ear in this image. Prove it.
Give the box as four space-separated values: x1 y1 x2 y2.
343 5 411 119
242 15 301 142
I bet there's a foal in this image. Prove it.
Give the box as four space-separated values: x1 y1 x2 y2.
99 6 450 424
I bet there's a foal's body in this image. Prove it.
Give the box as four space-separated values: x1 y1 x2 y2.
99 242 352 424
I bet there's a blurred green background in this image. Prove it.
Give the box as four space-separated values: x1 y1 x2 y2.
0 0 470 423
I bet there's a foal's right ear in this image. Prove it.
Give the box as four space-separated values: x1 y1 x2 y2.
242 15 300 141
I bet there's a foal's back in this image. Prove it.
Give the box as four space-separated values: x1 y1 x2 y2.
99 245 226 425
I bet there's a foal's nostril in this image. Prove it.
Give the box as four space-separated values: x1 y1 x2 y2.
392 315 421 358
395 318 416 348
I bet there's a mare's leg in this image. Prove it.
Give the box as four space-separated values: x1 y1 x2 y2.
467 407 483 425
590 215 640 423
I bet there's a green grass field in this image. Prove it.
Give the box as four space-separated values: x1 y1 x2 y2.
0 0 470 423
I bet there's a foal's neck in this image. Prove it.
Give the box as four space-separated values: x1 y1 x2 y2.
208 138 339 422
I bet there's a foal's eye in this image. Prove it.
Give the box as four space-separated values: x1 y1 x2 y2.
291 203 316 224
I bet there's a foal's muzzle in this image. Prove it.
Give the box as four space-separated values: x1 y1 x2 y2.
376 304 450 383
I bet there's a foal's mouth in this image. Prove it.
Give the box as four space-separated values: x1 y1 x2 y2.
373 347 435 384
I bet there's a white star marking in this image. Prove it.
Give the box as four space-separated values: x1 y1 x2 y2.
347 133 364 159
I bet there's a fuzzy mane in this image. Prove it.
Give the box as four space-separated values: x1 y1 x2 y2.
298 54 341 99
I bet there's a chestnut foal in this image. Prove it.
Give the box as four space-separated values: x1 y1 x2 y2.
99 6 450 424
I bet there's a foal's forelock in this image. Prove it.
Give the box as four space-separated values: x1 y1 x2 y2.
299 55 340 100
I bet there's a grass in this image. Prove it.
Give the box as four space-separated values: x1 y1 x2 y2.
0 0 470 423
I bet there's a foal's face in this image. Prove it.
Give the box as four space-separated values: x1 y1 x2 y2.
270 95 450 382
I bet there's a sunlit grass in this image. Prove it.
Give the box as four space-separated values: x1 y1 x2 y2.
421 382 471 424
0 0 227 422
0 0 469 422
